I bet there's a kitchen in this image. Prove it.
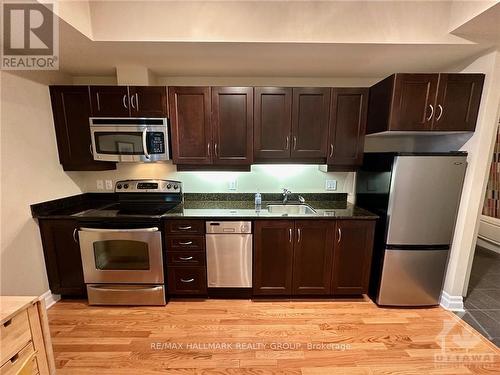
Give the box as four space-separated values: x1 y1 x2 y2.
1 1 500 374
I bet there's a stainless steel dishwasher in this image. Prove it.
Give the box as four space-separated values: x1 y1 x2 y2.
206 221 252 288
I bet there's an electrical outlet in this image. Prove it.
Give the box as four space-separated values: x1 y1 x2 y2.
228 179 237 191
325 179 337 191
105 180 113 190
96 180 104 190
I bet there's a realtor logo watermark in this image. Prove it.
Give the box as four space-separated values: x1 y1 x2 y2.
1 0 58 69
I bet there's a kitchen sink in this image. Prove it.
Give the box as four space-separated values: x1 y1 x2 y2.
267 204 317 215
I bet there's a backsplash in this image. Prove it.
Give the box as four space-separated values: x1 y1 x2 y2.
68 162 355 198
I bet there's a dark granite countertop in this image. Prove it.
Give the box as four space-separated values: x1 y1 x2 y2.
31 192 378 220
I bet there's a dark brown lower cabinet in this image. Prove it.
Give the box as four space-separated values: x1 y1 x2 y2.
167 266 207 295
253 220 294 295
38 219 86 296
254 219 375 297
332 220 375 295
292 221 334 295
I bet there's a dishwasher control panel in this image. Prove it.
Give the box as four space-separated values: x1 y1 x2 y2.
206 221 252 234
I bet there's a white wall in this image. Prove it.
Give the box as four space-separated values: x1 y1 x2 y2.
0 71 82 296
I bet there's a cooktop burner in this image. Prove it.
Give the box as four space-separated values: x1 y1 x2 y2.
74 179 183 219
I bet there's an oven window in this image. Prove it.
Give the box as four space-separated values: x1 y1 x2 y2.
94 132 145 155
93 240 150 270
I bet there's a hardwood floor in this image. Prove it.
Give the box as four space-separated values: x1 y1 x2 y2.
48 298 500 374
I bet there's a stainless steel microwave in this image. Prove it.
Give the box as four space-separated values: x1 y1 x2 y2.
90 118 170 162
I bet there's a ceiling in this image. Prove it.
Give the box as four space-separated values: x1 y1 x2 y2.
51 0 500 78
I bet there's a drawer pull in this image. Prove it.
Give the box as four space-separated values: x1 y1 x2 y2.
179 256 193 261
180 278 194 283
178 241 193 245
3 318 12 327
10 353 19 363
178 226 192 230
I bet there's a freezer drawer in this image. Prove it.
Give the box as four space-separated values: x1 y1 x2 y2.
206 233 252 287
377 247 449 306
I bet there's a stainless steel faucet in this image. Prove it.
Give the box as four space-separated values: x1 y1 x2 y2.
282 188 291 204
298 195 305 204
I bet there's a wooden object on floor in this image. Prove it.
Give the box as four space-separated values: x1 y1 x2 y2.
1 296 55 375
48 299 499 374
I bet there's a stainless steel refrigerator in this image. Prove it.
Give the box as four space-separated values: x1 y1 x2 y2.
356 152 467 306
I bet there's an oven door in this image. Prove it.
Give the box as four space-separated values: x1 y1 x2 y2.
79 227 163 284
90 119 169 162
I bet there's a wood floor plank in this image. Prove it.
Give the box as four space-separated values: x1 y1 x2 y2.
47 299 500 374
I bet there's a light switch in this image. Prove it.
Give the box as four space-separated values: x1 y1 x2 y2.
96 180 104 190
325 180 337 191
228 179 237 191
105 180 113 190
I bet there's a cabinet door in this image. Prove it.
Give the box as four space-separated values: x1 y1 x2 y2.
254 87 292 160
39 220 86 296
90 86 130 117
433 74 484 132
253 220 294 295
129 86 168 118
332 220 375 295
212 87 253 165
49 86 116 171
328 88 368 168
390 74 438 131
168 86 212 164
292 221 334 295
291 87 330 159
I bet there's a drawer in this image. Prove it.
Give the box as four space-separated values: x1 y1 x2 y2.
166 235 205 251
167 266 207 295
0 310 31 365
0 341 37 375
165 220 205 235
167 251 206 266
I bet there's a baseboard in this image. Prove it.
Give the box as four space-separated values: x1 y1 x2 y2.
440 291 464 312
40 290 61 309
477 237 500 255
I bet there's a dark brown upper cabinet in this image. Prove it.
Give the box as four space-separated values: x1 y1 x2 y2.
211 87 253 165
327 88 368 169
129 86 168 118
253 220 294 296
90 85 167 118
49 86 116 171
432 74 484 132
169 86 212 165
254 87 292 160
291 87 330 159
367 73 484 134
292 220 335 295
169 86 253 167
332 220 375 295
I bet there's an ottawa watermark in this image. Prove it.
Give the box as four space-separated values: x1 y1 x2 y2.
1 0 59 70
151 342 351 351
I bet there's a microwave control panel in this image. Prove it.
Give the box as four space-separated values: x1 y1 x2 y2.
148 132 165 154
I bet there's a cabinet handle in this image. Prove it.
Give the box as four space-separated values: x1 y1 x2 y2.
214 143 218 157
178 225 192 230
337 227 342 243
426 104 434 122
289 228 292 243
135 93 139 111
293 136 297 150
130 94 136 109
96 93 101 111
122 94 128 109
285 136 289 150
329 144 334 158
89 143 93 156
3 319 12 327
73 228 79 243
297 228 301 243
179 256 193 261
436 104 443 121
178 241 193 245
180 278 194 283
207 143 211 157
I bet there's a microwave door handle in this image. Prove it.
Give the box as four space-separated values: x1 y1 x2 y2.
142 129 151 159
79 227 159 232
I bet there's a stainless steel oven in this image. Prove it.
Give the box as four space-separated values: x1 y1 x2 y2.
78 226 165 305
90 117 170 162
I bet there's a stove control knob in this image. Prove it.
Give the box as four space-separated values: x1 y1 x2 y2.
124 184 129 189
117 184 122 189
173 184 179 190
167 184 172 189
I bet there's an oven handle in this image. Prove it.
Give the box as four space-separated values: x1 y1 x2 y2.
142 129 151 159
80 227 159 232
